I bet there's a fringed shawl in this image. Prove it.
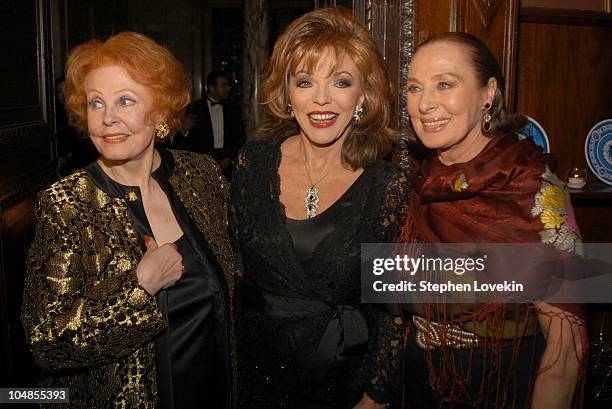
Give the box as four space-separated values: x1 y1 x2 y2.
401 134 586 408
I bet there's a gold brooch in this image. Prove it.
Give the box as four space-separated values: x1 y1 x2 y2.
127 191 138 202
453 173 469 192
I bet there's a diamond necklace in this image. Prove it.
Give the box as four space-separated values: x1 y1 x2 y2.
301 145 342 218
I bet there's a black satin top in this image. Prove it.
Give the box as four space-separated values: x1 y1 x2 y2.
83 151 229 409
163 234 220 408
285 192 351 262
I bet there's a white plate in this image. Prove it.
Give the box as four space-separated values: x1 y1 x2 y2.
584 119 612 185
518 115 550 153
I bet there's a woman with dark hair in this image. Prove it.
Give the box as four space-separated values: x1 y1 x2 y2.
21 32 236 408
231 7 409 409
401 32 586 408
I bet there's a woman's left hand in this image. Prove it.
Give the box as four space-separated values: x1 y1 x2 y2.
352 393 387 409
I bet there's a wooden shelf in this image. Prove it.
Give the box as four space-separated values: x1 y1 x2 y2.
569 185 612 203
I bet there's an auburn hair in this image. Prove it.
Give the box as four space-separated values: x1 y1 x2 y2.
259 7 397 169
64 31 190 135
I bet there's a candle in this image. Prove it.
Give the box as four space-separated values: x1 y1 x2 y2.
567 177 586 189
566 167 587 189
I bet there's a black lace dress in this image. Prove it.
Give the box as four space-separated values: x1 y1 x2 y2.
231 137 410 409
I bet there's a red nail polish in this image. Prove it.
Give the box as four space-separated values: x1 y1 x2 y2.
144 235 151 243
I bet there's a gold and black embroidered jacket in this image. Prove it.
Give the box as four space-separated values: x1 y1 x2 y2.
21 149 236 408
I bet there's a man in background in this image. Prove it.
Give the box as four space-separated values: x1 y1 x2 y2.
177 71 244 176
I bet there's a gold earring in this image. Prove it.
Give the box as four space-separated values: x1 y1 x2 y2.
482 102 492 133
154 122 170 139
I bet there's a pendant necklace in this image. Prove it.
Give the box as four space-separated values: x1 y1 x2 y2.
302 147 342 218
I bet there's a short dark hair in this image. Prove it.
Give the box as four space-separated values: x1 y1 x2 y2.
415 32 526 136
206 70 229 88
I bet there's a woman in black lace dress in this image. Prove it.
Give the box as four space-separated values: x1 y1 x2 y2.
231 7 410 409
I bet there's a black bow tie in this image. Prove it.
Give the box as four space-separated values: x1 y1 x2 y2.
208 98 221 106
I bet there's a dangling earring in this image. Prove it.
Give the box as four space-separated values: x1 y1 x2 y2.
353 105 364 122
482 102 492 133
154 122 170 139
287 103 294 117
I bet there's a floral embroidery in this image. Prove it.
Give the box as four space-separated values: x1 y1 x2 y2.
540 209 564 229
539 184 566 210
532 167 583 254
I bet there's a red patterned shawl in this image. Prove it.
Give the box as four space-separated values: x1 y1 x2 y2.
400 133 587 408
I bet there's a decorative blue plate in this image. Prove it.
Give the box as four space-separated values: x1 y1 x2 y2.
518 115 550 153
585 119 612 186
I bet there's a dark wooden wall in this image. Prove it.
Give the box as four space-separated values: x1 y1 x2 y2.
58 0 207 99
0 0 55 388
516 17 612 179
515 9 612 244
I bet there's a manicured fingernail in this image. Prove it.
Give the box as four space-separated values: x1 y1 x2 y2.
143 235 151 243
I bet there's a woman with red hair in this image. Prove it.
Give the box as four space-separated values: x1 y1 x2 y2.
21 32 237 408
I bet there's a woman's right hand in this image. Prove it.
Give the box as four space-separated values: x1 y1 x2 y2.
136 235 184 295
